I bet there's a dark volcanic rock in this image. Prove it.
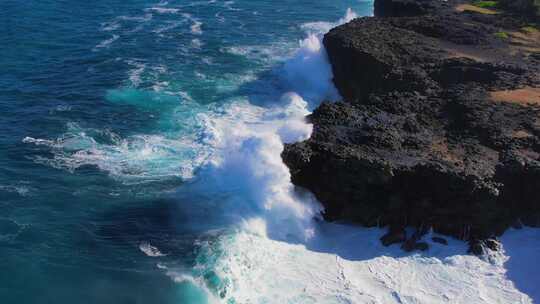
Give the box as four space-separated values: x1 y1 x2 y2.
499 0 540 20
322 17 443 102
432 237 448 245
374 0 440 17
381 227 407 246
282 0 540 252
468 238 502 255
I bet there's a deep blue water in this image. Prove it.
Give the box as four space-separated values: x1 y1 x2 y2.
1 1 373 303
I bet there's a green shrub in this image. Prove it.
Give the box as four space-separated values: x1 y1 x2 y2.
494 31 509 39
522 26 538 33
473 1 498 8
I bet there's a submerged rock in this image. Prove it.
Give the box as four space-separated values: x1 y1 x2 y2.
468 238 502 255
381 227 407 246
401 238 429 252
283 0 540 253
432 237 448 245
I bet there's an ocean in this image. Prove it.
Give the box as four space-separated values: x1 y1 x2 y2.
1 0 539 303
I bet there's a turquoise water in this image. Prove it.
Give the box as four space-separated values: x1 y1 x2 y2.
1 1 373 303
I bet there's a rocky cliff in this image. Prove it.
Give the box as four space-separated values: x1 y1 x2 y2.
282 0 540 253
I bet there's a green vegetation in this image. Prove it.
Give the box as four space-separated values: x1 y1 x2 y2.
494 31 509 39
522 26 538 33
473 1 499 8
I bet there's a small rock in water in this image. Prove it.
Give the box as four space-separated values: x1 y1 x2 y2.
468 238 501 255
415 242 429 251
511 220 523 230
431 237 448 245
380 227 406 246
484 238 501 251
401 237 430 252
468 240 485 256
401 237 417 252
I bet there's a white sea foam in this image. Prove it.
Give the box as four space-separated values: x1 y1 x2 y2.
190 20 203 35
49 104 73 113
214 72 257 93
223 1 240 11
189 7 349 237
181 13 203 35
23 121 210 183
191 38 203 49
0 184 32 197
139 242 167 257
126 60 146 87
118 13 153 22
282 33 340 104
221 43 294 64
153 20 185 34
215 12 226 23
197 227 536 303
100 21 121 32
301 8 357 34
145 7 180 14
93 34 119 51
152 81 170 92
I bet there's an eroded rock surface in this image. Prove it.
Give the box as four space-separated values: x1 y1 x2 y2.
282 0 540 252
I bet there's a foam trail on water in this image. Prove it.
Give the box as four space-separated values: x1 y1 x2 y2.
93 34 119 51
22 90 211 184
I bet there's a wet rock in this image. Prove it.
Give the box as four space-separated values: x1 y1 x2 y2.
402 238 430 252
522 214 540 227
401 237 417 252
322 17 442 102
511 220 524 229
431 237 448 245
484 238 501 251
380 227 407 246
415 242 429 251
468 238 501 255
468 240 485 255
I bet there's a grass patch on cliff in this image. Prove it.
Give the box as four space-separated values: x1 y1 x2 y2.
494 31 509 39
522 26 538 34
495 32 510 39
473 1 498 8
456 3 500 14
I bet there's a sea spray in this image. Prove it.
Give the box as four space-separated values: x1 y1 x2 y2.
282 8 357 105
179 8 359 302
184 6 355 242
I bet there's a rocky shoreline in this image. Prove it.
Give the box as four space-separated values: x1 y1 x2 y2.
283 0 540 254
